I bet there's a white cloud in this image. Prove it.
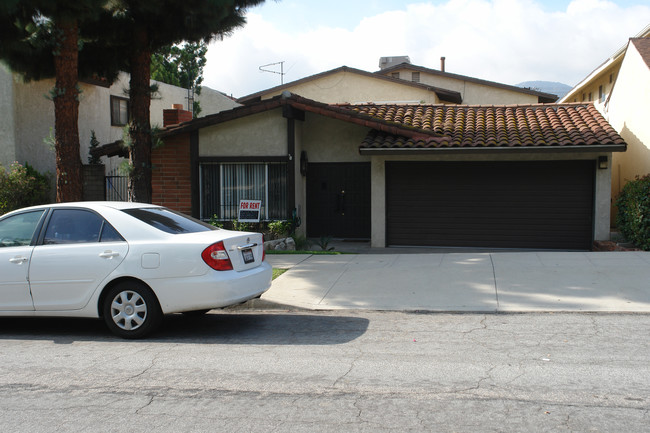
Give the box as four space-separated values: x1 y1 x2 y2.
203 0 650 97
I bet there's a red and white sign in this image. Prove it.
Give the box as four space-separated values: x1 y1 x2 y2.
238 200 262 222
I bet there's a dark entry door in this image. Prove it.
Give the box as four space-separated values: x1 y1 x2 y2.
307 163 370 238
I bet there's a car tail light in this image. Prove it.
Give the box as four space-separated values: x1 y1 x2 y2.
202 241 233 271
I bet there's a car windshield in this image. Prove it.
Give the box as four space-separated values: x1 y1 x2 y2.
122 208 217 234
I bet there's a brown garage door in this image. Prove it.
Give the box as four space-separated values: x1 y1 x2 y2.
386 161 595 249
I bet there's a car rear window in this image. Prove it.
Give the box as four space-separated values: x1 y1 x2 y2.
122 208 218 234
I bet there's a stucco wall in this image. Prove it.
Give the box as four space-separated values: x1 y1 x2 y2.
300 113 370 162
1 69 237 177
388 68 540 105
198 110 287 157
12 75 58 174
0 65 17 168
261 70 440 104
560 60 621 107
607 44 650 203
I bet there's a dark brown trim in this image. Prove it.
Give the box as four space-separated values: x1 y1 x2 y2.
190 131 199 218
359 144 627 155
198 156 291 163
287 118 296 217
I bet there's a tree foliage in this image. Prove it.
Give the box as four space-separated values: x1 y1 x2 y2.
0 162 51 215
93 0 267 203
151 42 208 116
0 1 120 203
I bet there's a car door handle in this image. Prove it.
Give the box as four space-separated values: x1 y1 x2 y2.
9 256 28 264
99 251 120 259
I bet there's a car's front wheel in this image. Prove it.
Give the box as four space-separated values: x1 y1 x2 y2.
102 281 162 339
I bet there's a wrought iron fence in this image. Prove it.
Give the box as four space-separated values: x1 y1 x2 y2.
105 175 128 201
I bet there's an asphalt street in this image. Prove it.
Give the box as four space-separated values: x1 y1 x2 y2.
1 310 649 432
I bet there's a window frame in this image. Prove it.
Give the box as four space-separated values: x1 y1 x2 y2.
110 95 129 126
0 210 47 248
199 159 289 221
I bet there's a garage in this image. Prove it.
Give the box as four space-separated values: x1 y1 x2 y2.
386 160 595 250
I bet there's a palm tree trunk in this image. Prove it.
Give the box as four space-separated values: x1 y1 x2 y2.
53 20 83 202
127 27 153 203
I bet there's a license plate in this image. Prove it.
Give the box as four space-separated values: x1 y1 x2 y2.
242 248 254 264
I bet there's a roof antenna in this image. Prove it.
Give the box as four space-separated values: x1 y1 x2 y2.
259 61 285 85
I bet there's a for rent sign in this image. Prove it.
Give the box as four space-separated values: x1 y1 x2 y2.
238 200 262 222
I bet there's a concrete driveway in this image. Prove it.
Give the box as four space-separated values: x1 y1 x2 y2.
263 251 650 312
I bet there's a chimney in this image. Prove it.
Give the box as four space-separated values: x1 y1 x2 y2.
163 104 193 127
440 57 446 72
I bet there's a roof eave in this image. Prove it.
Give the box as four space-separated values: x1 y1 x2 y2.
359 144 627 155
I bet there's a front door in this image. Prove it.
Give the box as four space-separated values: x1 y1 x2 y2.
306 163 370 239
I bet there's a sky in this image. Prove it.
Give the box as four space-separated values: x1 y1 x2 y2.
202 0 650 98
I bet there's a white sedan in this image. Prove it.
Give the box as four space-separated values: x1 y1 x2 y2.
0 202 272 338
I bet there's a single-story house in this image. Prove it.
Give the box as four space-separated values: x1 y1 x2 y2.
151 92 625 250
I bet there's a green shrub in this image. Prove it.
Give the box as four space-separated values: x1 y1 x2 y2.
616 174 650 250
292 233 311 250
0 162 51 215
268 220 292 239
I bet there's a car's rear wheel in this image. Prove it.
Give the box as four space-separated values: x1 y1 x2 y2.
102 281 162 339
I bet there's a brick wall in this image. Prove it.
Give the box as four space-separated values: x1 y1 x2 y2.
152 133 192 214
163 105 193 127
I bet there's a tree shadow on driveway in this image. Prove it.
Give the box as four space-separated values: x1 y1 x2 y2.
0 311 370 345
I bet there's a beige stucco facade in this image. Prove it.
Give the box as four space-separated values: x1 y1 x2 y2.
385 67 541 105
0 66 238 177
606 41 650 200
199 110 287 157
257 70 441 105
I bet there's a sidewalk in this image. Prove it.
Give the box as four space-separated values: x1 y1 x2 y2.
259 250 650 312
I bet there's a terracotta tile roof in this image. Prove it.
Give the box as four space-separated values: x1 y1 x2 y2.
352 103 626 151
631 38 650 69
156 92 625 154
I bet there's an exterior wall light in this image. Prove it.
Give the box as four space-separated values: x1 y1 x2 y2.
598 155 608 170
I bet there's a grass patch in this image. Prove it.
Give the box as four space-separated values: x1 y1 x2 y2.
272 268 287 280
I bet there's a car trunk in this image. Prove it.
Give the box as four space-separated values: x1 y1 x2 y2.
221 232 266 272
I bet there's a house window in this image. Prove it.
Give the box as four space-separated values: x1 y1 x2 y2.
599 85 604 102
391 72 400 79
200 162 288 221
588 92 592 101
110 96 129 126
411 72 420 83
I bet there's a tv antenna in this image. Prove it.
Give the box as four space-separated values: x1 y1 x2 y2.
259 61 285 85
